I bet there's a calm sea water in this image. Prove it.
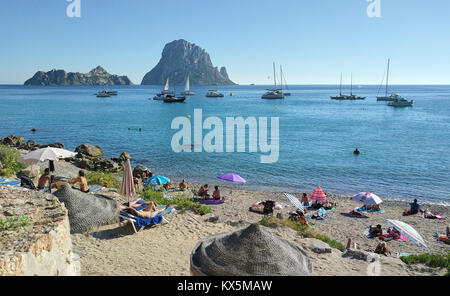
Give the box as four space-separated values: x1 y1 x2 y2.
0 85 449 204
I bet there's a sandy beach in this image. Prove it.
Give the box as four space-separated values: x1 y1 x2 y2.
69 178 449 276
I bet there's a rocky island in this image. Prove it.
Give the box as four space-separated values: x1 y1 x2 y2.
24 66 133 86
141 39 235 86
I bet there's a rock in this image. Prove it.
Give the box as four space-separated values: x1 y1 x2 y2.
40 142 64 149
220 67 230 80
18 165 41 184
141 39 235 86
2 135 24 147
343 249 380 262
24 66 133 86
299 238 333 254
133 165 151 178
203 214 220 223
75 144 104 158
93 158 120 172
276 213 284 220
119 152 131 161
74 158 95 171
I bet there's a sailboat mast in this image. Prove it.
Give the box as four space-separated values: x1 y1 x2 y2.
339 73 342 96
273 62 277 88
280 65 283 91
386 59 390 96
350 73 353 96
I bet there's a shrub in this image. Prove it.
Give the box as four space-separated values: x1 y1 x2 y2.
86 171 120 189
140 188 212 216
0 212 31 235
260 216 346 252
400 252 450 275
0 145 28 177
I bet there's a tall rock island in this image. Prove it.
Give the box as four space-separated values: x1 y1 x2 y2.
24 66 133 86
141 39 235 86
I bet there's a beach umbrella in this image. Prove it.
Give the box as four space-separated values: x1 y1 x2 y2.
143 175 170 186
386 219 428 250
284 193 305 214
19 147 77 165
352 192 383 205
217 173 246 200
217 173 247 183
119 159 136 203
309 186 327 202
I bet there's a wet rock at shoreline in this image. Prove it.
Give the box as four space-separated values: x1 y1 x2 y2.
75 144 104 158
133 165 151 178
1 135 24 147
40 142 64 149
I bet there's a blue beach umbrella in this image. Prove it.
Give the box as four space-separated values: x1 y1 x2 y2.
143 175 171 187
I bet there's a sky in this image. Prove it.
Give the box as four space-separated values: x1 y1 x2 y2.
0 0 449 85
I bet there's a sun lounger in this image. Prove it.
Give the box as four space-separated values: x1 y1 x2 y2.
118 205 176 233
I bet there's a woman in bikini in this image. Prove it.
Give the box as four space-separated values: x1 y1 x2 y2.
122 203 171 219
69 170 90 193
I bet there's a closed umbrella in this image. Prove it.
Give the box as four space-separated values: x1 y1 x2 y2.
217 173 246 200
386 219 428 250
352 192 383 205
284 193 305 214
309 186 327 202
119 159 136 203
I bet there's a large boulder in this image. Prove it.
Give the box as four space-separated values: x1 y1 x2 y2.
53 184 119 234
119 152 131 161
93 157 120 172
299 238 333 254
75 144 104 158
19 140 40 151
40 142 64 149
2 135 24 147
17 165 41 184
133 165 151 178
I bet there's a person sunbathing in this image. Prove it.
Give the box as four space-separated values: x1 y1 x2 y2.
198 184 210 199
363 204 373 210
310 201 323 210
37 168 51 189
163 181 176 191
369 224 383 237
437 226 450 244
312 208 326 219
121 199 158 210
349 209 363 217
289 210 308 226
123 204 171 219
212 186 221 200
322 201 336 210
69 170 90 193
375 242 389 256
384 228 401 240
179 179 188 191
301 193 309 206
346 238 359 249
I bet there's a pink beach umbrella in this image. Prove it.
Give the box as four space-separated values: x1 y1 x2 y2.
309 186 327 202
120 159 136 203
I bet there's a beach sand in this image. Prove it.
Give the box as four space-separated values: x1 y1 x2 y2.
70 181 449 276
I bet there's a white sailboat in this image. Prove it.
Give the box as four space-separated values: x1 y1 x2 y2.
280 65 291 96
153 78 175 100
262 62 284 99
377 59 397 101
181 75 195 96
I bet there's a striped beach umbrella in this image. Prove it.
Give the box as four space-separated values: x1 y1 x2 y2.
386 219 428 250
284 193 305 214
352 192 383 205
309 186 327 201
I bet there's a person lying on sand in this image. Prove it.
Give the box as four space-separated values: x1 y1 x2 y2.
346 238 359 249
369 224 383 237
310 201 323 210
163 181 176 191
122 204 171 219
312 208 327 219
121 199 158 210
289 210 308 226
375 242 389 256
382 228 401 241
349 209 364 217
420 209 442 219
437 226 450 244
322 201 336 210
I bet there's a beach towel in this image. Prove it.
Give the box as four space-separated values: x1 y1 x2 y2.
89 185 105 194
120 211 163 227
364 227 387 238
306 208 328 220
423 211 445 220
0 181 20 186
0 178 6 183
379 233 408 242
356 207 385 213
194 198 225 205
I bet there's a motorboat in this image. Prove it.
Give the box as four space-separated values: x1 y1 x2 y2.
388 96 414 107
206 90 224 97
96 90 111 98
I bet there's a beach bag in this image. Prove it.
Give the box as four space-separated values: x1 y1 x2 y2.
20 175 37 190
263 200 275 214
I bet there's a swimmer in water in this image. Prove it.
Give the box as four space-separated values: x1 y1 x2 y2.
354 148 360 155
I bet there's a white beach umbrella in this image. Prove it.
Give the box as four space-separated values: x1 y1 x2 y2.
352 192 383 205
19 147 77 165
284 193 306 214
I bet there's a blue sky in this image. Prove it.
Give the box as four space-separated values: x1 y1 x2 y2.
0 0 449 85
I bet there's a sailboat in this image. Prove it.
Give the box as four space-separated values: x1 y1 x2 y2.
153 78 175 100
347 73 365 100
181 75 195 96
262 62 284 99
377 59 398 101
330 73 348 100
280 65 291 96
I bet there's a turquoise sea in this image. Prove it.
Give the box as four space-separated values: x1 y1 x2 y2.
0 85 449 204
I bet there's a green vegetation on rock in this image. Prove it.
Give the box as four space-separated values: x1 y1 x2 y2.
0 145 28 177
